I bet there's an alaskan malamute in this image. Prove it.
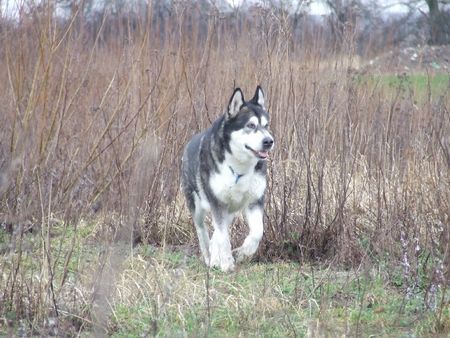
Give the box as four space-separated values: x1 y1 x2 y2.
181 86 274 271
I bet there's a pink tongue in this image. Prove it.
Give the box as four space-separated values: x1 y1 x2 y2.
258 151 268 158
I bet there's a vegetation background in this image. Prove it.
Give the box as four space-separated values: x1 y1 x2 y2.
0 0 449 336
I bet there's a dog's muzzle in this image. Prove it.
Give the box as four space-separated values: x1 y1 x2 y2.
262 137 274 150
245 136 274 159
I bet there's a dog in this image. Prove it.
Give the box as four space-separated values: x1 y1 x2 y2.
181 86 274 271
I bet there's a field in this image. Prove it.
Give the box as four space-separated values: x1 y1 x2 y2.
0 3 449 337
1 221 448 336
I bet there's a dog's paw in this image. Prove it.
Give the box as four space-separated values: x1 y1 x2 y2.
209 252 235 272
233 241 258 263
233 249 245 263
220 260 235 272
209 257 235 272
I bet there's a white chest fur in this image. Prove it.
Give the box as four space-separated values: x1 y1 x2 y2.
209 163 266 212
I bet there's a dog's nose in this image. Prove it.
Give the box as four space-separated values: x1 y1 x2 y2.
263 137 274 149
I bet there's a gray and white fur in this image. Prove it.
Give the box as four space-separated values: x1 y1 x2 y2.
181 86 274 272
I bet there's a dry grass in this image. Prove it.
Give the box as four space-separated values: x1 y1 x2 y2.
0 2 449 336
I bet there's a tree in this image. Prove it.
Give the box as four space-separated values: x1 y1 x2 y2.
324 0 361 47
323 0 384 53
424 0 450 45
396 0 450 45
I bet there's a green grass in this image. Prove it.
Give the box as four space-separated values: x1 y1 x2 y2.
355 73 450 103
107 247 448 337
1 224 449 337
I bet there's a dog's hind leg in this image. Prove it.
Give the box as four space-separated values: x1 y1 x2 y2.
192 202 210 265
209 212 235 272
234 204 264 263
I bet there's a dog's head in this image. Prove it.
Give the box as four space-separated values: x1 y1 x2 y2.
224 86 274 162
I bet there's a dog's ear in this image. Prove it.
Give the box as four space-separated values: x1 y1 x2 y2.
228 88 244 118
251 85 265 109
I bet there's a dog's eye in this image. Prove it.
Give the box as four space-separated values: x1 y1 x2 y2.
247 122 257 130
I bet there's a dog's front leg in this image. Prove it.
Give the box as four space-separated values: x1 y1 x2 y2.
234 204 264 263
209 213 235 272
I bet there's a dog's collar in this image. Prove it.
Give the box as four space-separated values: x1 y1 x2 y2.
228 166 244 184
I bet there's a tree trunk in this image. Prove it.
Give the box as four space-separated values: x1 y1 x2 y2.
426 0 450 45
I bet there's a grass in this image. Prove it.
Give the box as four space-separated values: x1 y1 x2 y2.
2 222 448 337
355 72 450 103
